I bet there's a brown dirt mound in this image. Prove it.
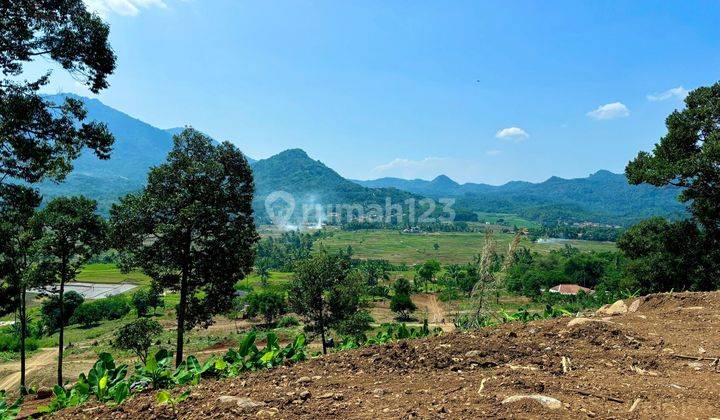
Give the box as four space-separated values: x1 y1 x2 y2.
54 291 720 419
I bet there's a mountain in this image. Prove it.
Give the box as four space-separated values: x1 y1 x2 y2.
251 149 416 223
355 170 687 225
36 94 254 213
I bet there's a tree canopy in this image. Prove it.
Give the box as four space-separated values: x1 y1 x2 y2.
1 0 116 186
110 128 258 366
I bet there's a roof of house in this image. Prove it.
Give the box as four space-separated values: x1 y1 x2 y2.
549 284 595 295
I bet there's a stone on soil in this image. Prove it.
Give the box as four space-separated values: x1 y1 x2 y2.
501 394 563 410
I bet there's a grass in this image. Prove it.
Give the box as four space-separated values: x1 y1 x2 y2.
475 212 542 229
76 263 151 285
317 229 616 265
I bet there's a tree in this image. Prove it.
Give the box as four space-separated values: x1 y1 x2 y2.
40 291 85 332
626 82 720 286
414 259 440 293
0 184 43 393
0 0 116 188
69 302 102 328
617 217 704 292
114 318 163 364
255 258 271 287
288 252 363 354
132 286 163 317
110 128 258 367
243 291 286 326
33 196 106 386
390 278 416 320
335 311 374 343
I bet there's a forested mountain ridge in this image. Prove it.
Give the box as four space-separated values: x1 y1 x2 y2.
32 95 686 225
355 170 687 225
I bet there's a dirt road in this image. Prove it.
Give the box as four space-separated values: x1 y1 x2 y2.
0 348 56 391
412 293 454 332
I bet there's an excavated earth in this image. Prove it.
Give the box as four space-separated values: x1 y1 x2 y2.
53 291 720 419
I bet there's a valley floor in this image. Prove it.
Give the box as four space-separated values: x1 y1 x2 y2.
54 291 720 419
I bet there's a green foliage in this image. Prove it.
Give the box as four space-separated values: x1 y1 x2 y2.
277 315 300 328
110 128 258 365
0 390 23 420
389 278 417 320
338 321 440 350
40 291 85 332
505 245 630 298
70 295 130 328
69 303 103 328
114 319 163 364
625 83 720 289
156 390 190 405
131 349 177 390
335 311 375 343
243 291 287 326
0 335 38 353
0 2 115 187
38 385 88 414
414 259 440 292
617 217 712 292
255 231 323 271
289 252 364 354
131 285 164 317
79 353 129 403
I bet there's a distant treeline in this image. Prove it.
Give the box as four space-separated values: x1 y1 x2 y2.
528 225 625 242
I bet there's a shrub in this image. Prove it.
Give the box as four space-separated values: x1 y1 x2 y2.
133 285 165 317
41 291 85 332
335 311 374 343
277 315 299 328
70 303 104 328
95 295 131 320
114 318 163 363
390 294 417 320
0 334 39 352
244 291 286 326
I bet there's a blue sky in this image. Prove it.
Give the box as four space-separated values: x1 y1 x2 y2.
29 0 720 184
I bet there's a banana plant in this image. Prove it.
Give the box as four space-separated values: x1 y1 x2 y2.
80 353 128 402
0 390 23 420
38 384 89 413
131 349 175 390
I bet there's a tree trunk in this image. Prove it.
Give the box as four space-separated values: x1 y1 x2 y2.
57 274 65 387
20 285 27 395
175 266 188 367
319 305 327 355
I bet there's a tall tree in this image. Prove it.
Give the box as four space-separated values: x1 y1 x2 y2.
289 252 363 354
626 82 720 287
0 184 42 393
110 128 258 366
32 196 106 386
1 0 116 187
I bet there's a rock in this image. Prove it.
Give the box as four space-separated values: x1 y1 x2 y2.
596 300 627 316
465 350 482 357
299 390 311 400
373 388 388 397
256 408 279 418
333 393 344 401
318 392 335 399
297 376 312 385
218 396 265 409
501 394 563 410
628 299 642 313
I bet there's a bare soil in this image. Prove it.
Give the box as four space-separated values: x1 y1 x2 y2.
49 291 720 419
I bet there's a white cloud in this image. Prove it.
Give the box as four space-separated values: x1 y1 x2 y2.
372 157 451 179
495 127 529 141
647 86 689 102
84 0 167 17
485 149 502 156
586 102 630 120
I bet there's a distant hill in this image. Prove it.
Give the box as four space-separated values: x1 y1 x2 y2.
251 149 416 223
355 170 687 225
32 94 686 226
36 94 253 213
